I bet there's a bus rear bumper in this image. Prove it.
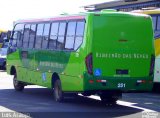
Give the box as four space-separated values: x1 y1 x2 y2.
83 74 153 92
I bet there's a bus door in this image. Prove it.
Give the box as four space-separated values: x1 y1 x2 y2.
21 24 37 83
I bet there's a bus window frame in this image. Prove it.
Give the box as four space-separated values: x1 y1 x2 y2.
41 23 51 49
64 19 85 52
49 21 60 50
28 23 37 49
12 23 25 48
28 21 51 50
23 24 31 49
12 18 85 52
73 20 85 52
65 20 77 51
150 14 160 39
151 15 158 29
57 21 67 51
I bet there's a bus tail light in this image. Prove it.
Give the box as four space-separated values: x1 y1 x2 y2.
149 55 155 76
85 53 93 75
89 80 94 84
137 80 146 83
96 80 102 83
96 80 107 83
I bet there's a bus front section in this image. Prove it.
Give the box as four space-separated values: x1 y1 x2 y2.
83 12 155 103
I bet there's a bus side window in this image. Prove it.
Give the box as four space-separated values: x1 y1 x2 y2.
74 21 85 50
35 24 44 49
57 22 66 50
155 16 160 38
23 24 31 48
13 24 24 47
65 21 76 50
152 16 157 31
29 24 36 49
42 23 50 49
49 22 59 50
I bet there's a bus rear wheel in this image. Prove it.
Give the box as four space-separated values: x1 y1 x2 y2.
100 91 121 105
13 73 24 91
100 95 117 105
54 79 64 102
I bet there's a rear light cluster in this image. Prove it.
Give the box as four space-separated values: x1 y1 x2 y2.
137 80 153 84
149 55 155 76
85 53 93 75
137 80 146 83
89 80 94 84
88 79 107 84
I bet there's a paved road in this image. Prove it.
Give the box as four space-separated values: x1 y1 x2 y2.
0 70 159 118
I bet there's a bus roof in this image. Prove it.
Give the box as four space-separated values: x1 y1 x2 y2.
15 11 149 24
15 15 86 24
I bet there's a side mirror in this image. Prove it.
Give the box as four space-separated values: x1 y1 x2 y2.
7 31 12 40
8 41 15 54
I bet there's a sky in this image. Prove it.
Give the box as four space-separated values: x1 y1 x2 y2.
0 0 115 30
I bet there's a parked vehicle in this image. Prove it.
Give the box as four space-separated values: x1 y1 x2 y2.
0 42 9 70
7 10 155 103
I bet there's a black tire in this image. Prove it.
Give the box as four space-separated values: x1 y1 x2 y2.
100 91 121 105
100 95 117 105
13 73 24 91
82 92 92 97
54 79 64 102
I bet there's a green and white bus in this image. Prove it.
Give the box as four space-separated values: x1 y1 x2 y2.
7 11 155 103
